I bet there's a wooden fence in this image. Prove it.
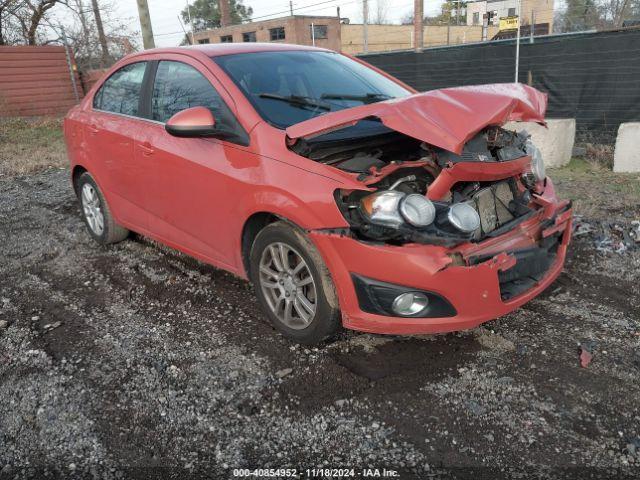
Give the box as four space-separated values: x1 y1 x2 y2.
0 45 82 117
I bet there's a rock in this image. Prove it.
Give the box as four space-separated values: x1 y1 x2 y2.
504 119 575 167
43 321 62 331
475 330 515 353
466 400 487 416
614 123 640 172
275 368 293 379
334 399 348 408
0 320 8 330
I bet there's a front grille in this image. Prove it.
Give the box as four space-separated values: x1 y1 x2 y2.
497 233 562 300
471 182 516 236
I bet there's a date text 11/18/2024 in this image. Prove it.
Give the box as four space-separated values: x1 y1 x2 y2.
232 467 401 477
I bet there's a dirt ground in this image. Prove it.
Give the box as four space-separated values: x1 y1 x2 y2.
1 122 640 479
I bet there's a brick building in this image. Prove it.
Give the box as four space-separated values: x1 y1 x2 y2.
193 15 342 51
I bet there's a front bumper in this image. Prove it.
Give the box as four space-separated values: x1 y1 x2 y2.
310 179 572 335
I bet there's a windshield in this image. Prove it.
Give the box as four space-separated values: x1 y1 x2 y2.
213 50 412 129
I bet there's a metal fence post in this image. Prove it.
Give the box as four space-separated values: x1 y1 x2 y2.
60 26 80 103
514 0 521 82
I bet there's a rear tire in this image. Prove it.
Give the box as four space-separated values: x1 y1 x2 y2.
249 221 341 344
76 172 129 245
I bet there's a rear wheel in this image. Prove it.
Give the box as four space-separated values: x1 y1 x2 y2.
76 172 129 245
250 221 341 344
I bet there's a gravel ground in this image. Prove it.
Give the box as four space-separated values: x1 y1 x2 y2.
1 167 639 480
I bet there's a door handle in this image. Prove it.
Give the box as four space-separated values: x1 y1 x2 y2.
88 124 99 135
139 141 155 156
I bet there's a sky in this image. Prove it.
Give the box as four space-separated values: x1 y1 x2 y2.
112 0 440 48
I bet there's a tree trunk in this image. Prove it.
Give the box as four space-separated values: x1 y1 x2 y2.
90 0 109 66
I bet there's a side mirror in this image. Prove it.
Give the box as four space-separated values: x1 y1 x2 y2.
165 106 217 138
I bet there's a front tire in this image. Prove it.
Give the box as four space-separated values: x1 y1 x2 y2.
76 172 129 245
249 221 341 344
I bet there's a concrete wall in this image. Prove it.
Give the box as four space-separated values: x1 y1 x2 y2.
613 123 640 173
193 16 341 51
341 24 499 55
505 119 576 168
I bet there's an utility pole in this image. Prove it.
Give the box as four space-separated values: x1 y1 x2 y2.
219 0 231 27
336 6 341 20
185 0 195 43
414 0 423 52
530 10 535 43
290 0 294 16
363 0 368 53
90 0 109 66
136 0 155 49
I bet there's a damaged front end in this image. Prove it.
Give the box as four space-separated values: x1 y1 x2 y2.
286 84 572 331
292 123 548 247
285 83 558 248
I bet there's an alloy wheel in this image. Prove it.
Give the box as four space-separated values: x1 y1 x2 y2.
258 242 317 330
81 183 104 236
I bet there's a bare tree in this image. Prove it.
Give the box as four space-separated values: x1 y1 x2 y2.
60 0 139 70
599 0 637 26
371 0 390 24
0 0 66 45
0 0 23 44
21 0 60 45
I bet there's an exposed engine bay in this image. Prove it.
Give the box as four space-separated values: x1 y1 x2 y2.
291 123 546 246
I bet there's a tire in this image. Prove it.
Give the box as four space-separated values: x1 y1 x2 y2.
76 172 129 245
249 221 341 344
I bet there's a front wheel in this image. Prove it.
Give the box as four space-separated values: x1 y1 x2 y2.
249 221 341 344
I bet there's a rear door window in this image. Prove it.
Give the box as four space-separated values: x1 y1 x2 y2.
93 62 147 117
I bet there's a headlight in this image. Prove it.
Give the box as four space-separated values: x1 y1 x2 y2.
360 191 436 228
360 190 405 227
447 203 480 233
399 194 436 227
525 140 545 182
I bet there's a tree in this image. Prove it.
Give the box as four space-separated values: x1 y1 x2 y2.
0 0 23 44
61 0 139 70
599 0 638 26
371 0 391 24
554 0 602 31
0 0 64 45
428 0 467 25
180 0 252 31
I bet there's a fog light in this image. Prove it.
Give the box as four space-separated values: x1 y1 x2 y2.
392 292 429 316
447 202 481 233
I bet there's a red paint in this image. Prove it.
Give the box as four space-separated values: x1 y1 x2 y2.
286 83 547 154
166 106 216 128
64 44 571 336
0 45 82 117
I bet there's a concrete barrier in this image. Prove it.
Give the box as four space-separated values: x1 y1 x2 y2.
613 123 640 173
505 119 576 168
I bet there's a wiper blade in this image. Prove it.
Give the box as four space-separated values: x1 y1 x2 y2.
258 93 330 110
321 92 391 104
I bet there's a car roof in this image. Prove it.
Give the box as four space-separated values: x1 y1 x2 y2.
127 42 333 60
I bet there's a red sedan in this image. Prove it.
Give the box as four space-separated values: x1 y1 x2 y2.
64 43 572 344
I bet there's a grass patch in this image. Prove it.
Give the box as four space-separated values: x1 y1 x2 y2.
0 117 67 176
550 158 640 219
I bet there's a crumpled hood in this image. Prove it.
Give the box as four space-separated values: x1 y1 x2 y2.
285 83 547 155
